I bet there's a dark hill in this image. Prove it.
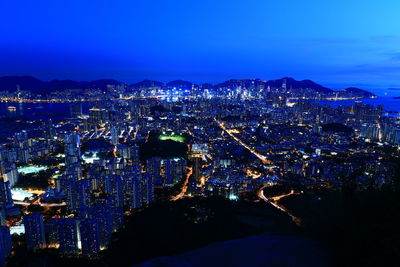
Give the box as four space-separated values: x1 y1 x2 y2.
338 87 376 98
166 80 195 89
130 79 164 89
265 77 333 94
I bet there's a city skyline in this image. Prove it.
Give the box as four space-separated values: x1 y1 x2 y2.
0 74 395 97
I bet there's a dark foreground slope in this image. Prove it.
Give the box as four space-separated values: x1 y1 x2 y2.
135 233 329 267
7 197 300 267
105 196 299 266
280 189 400 267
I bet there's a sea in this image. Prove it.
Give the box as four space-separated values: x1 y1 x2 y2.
312 87 400 114
0 101 92 121
311 96 400 114
0 101 93 142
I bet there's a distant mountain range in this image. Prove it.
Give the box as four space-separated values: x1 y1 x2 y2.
0 75 376 98
214 77 331 93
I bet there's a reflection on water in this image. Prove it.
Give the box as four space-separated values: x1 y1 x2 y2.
312 96 400 115
0 102 79 120
0 102 92 142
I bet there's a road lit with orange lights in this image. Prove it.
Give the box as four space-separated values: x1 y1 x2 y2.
14 201 67 207
171 167 193 201
215 118 270 164
257 185 301 226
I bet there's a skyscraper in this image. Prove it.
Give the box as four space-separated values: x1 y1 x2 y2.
58 218 78 254
0 179 13 225
79 219 100 256
78 178 93 209
13 130 29 149
111 207 124 231
70 103 83 118
164 158 174 186
142 173 154 205
95 212 113 248
23 213 46 249
110 126 119 146
146 157 161 186
0 226 11 266
129 165 142 210
62 177 79 212
89 108 108 125
130 144 140 164
193 157 202 182
14 130 31 164
64 133 81 165
105 175 124 208
0 227 11 257
42 119 55 140
45 218 61 247
0 162 18 188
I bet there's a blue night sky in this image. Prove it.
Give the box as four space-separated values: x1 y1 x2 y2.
1 0 400 90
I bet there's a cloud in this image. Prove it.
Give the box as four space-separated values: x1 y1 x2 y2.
308 37 360 44
389 52 400 61
371 35 400 43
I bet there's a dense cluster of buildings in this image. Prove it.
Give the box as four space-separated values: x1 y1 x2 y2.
0 79 398 264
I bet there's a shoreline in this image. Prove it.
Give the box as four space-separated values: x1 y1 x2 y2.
0 96 376 103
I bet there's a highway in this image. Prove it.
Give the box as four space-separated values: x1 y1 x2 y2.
257 185 301 226
14 201 67 207
214 118 301 223
270 190 298 202
215 118 270 164
171 166 193 201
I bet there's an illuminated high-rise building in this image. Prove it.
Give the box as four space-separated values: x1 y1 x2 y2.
70 103 83 118
14 130 31 163
142 173 154 205
79 219 100 256
45 218 61 247
110 126 119 145
193 157 202 182
0 227 11 256
111 207 124 231
64 133 81 165
42 119 55 140
0 180 13 208
0 162 18 187
129 165 142 210
0 226 11 266
146 157 161 186
78 179 93 209
94 212 113 248
89 108 108 124
58 218 78 254
24 213 46 249
282 79 287 93
130 144 140 164
60 177 79 212
13 130 29 149
105 175 124 208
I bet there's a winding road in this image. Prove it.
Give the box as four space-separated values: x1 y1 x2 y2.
257 185 301 226
171 167 193 201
